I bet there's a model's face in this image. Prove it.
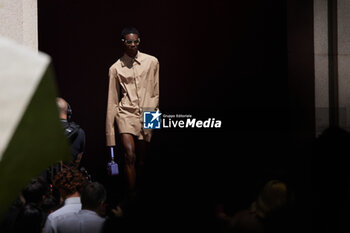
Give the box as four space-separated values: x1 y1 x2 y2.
123 33 140 56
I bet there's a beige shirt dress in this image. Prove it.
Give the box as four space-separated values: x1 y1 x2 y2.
106 51 159 146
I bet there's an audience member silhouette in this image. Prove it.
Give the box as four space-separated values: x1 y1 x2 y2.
43 168 87 233
0 177 49 233
216 180 292 233
53 182 107 233
12 203 44 233
312 126 350 233
22 177 48 204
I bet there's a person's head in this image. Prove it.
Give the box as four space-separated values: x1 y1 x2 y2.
22 177 48 204
251 180 288 219
41 194 59 215
121 26 140 57
81 182 107 215
53 168 87 201
14 203 44 233
56 97 69 120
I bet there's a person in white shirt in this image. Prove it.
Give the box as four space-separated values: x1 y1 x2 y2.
43 168 87 233
54 182 107 233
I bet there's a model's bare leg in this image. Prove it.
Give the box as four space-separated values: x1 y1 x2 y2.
121 133 136 192
135 139 148 187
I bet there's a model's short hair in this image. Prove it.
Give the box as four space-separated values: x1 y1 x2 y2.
121 26 140 39
81 182 106 210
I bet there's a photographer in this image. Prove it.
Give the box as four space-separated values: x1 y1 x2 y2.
56 97 86 166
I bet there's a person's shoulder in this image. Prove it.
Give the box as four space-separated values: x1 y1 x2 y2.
140 52 158 64
109 59 122 70
69 121 80 129
78 210 105 221
47 206 67 220
78 127 85 136
76 210 105 226
47 203 81 221
47 207 63 222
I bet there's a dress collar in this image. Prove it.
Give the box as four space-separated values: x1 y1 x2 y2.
121 51 141 67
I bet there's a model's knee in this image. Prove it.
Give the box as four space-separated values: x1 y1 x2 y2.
125 151 136 165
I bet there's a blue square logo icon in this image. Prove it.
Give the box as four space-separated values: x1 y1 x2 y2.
143 110 161 129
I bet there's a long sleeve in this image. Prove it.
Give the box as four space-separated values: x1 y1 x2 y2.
105 67 120 146
154 61 159 110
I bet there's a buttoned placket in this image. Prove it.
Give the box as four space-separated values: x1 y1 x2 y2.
132 61 143 121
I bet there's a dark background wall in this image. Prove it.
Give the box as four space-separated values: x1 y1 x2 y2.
38 0 314 231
